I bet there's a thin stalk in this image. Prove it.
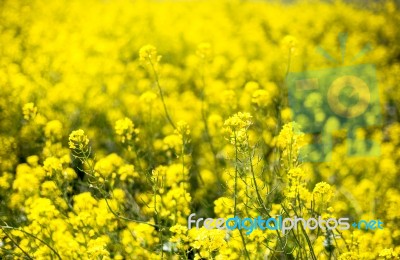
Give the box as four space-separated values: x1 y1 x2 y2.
290 206 317 260
1 226 33 260
245 133 265 213
239 230 251 260
1 225 61 260
78 151 164 230
233 132 239 216
243 134 286 254
200 63 218 169
101 188 164 229
148 60 176 129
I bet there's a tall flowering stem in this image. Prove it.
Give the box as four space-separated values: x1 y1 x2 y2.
139 45 176 129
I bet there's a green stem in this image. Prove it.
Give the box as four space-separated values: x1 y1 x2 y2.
233 132 239 217
1 225 62 260
149 60 176 129
100 188 164 229
239 231 251 260
200 63 218 171
1 226 33 260
290 206 317 260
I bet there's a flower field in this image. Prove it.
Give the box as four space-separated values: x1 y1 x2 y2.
0 0 399 259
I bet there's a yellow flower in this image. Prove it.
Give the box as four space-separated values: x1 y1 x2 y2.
170 224 188 235
170 224 190 249
189 227 227 253
44 120 63 141
94 153 123 179
68 129 89 151
62 168 78 181
40 181 59 197
252 89 271 107
280 107 292 122
214 197 234 217
281 35 298 53
140 91 158 104
87 236 110 259
220 89 238 110
285 167 308 200
73 192 98 212
118 164 138 181
26 155 40 167
112 188 125 203
139 44 161 66
288 167 306 179
27 198 60 223
22 102 37 121
224 112 252 131
43 157 63 177
163 134 183 154
196 42 212 60
379 248 398 259
313 182 334 202
175 120 191 138
277 122 305 164
115 117 139 144
0 172 13 190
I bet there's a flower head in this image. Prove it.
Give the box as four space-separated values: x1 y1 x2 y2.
196 42 212 60
23 102 37 121
277 122 305 162
174 121 191 141
43 157 62 177
281 35 298 54
313 181 333 202
68 129 89 151
252 89 272 107
379 248 398 259
139 44 161 66
115 117 139 144
223 112 252 150
45 120 63 141
224 112 252 131
140 91 157 104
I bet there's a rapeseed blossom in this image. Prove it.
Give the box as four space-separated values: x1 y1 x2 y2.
0 0 399 259
139 44 161 66
22 103 37 121
68 129 89 151
115 117 139 144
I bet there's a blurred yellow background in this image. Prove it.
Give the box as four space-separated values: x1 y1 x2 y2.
0 0 399 259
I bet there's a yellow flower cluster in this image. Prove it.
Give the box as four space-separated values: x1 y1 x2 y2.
224 112 253 150
68 129 89 151
277 121 306 167
0 0 399 259
22 102 37 121
115 117 139 144
139 44 161 66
